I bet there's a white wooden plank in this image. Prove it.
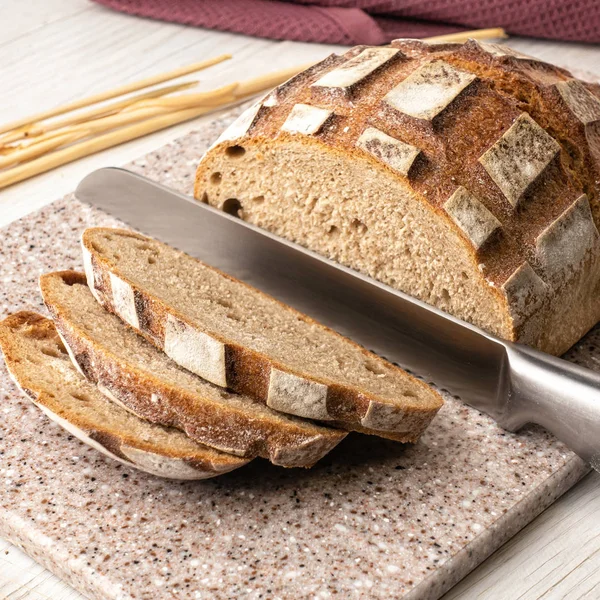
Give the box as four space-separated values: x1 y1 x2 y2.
0 540 84 600
442 472 600 600
0 0 91 46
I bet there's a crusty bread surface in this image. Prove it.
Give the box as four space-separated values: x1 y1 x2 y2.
40 271 348 468
0 311 249 480
80 228 443 441
195 39 600 356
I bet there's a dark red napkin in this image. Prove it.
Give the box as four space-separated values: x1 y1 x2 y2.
92 0 600 44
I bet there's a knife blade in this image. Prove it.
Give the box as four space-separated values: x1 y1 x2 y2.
75 167 600 466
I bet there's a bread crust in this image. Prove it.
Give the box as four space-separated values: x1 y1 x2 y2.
40 271 347 467
195 40 600 356
81 229 443 442
0 312 249 480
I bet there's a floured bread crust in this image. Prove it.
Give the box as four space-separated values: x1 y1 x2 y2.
195 39 600 356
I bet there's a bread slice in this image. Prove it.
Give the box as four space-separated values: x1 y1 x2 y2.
81 227 442 442
194 40 600 357
0 312 249 480
40 271 346 467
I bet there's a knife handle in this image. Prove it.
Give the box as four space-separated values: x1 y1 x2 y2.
504 343 600 469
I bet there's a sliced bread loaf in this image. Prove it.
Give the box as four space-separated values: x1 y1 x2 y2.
40 271 346 467
81 227 443 442
194 40 600 357
0 312 249 480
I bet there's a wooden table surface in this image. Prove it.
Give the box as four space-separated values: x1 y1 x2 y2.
1 1 600 598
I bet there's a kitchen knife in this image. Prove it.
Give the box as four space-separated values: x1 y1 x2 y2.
76 167 600 469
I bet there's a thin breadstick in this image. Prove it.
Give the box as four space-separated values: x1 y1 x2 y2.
0 131 87 169
10 127 88 152
0 80 199 147
6 65 300 155
120 64 311 114
120 83 238 112
0 105 220 189
14 83 238 151
425 28 507 44
0 54 231 136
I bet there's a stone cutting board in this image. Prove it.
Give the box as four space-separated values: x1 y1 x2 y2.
0 110 594 600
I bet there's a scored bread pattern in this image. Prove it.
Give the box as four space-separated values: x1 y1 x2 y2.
356 126 421 176
535 194 599 285
209 39 600 339
360 401 411 433
163 313 227 388
311 47 401 95
262 54 343 110
109 272 140 329
382 60 477 121
471 41 536 60
56 330 86 377
262 91 278 107
500 262 548 327
281 104 333 135
479 113 561 207
556 80 600 125
444 186 501 249
267 368 329 420
118 446 219 479
82 243 102 304
213 101 263 148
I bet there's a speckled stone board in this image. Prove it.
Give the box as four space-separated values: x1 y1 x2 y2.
0 107 592 600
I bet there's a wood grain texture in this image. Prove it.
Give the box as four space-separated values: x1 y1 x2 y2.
444 472 600 600
1 1 599 598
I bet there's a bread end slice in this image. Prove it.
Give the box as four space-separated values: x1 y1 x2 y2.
0 311 249 480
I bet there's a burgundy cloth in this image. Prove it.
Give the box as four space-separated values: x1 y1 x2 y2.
92 0 600 44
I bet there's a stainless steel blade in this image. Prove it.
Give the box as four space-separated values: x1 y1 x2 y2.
75 167 508 420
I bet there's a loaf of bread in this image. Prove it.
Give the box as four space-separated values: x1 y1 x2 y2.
40 271 346 468
0 312 249 479
80 227 442 442
195 39 600 356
